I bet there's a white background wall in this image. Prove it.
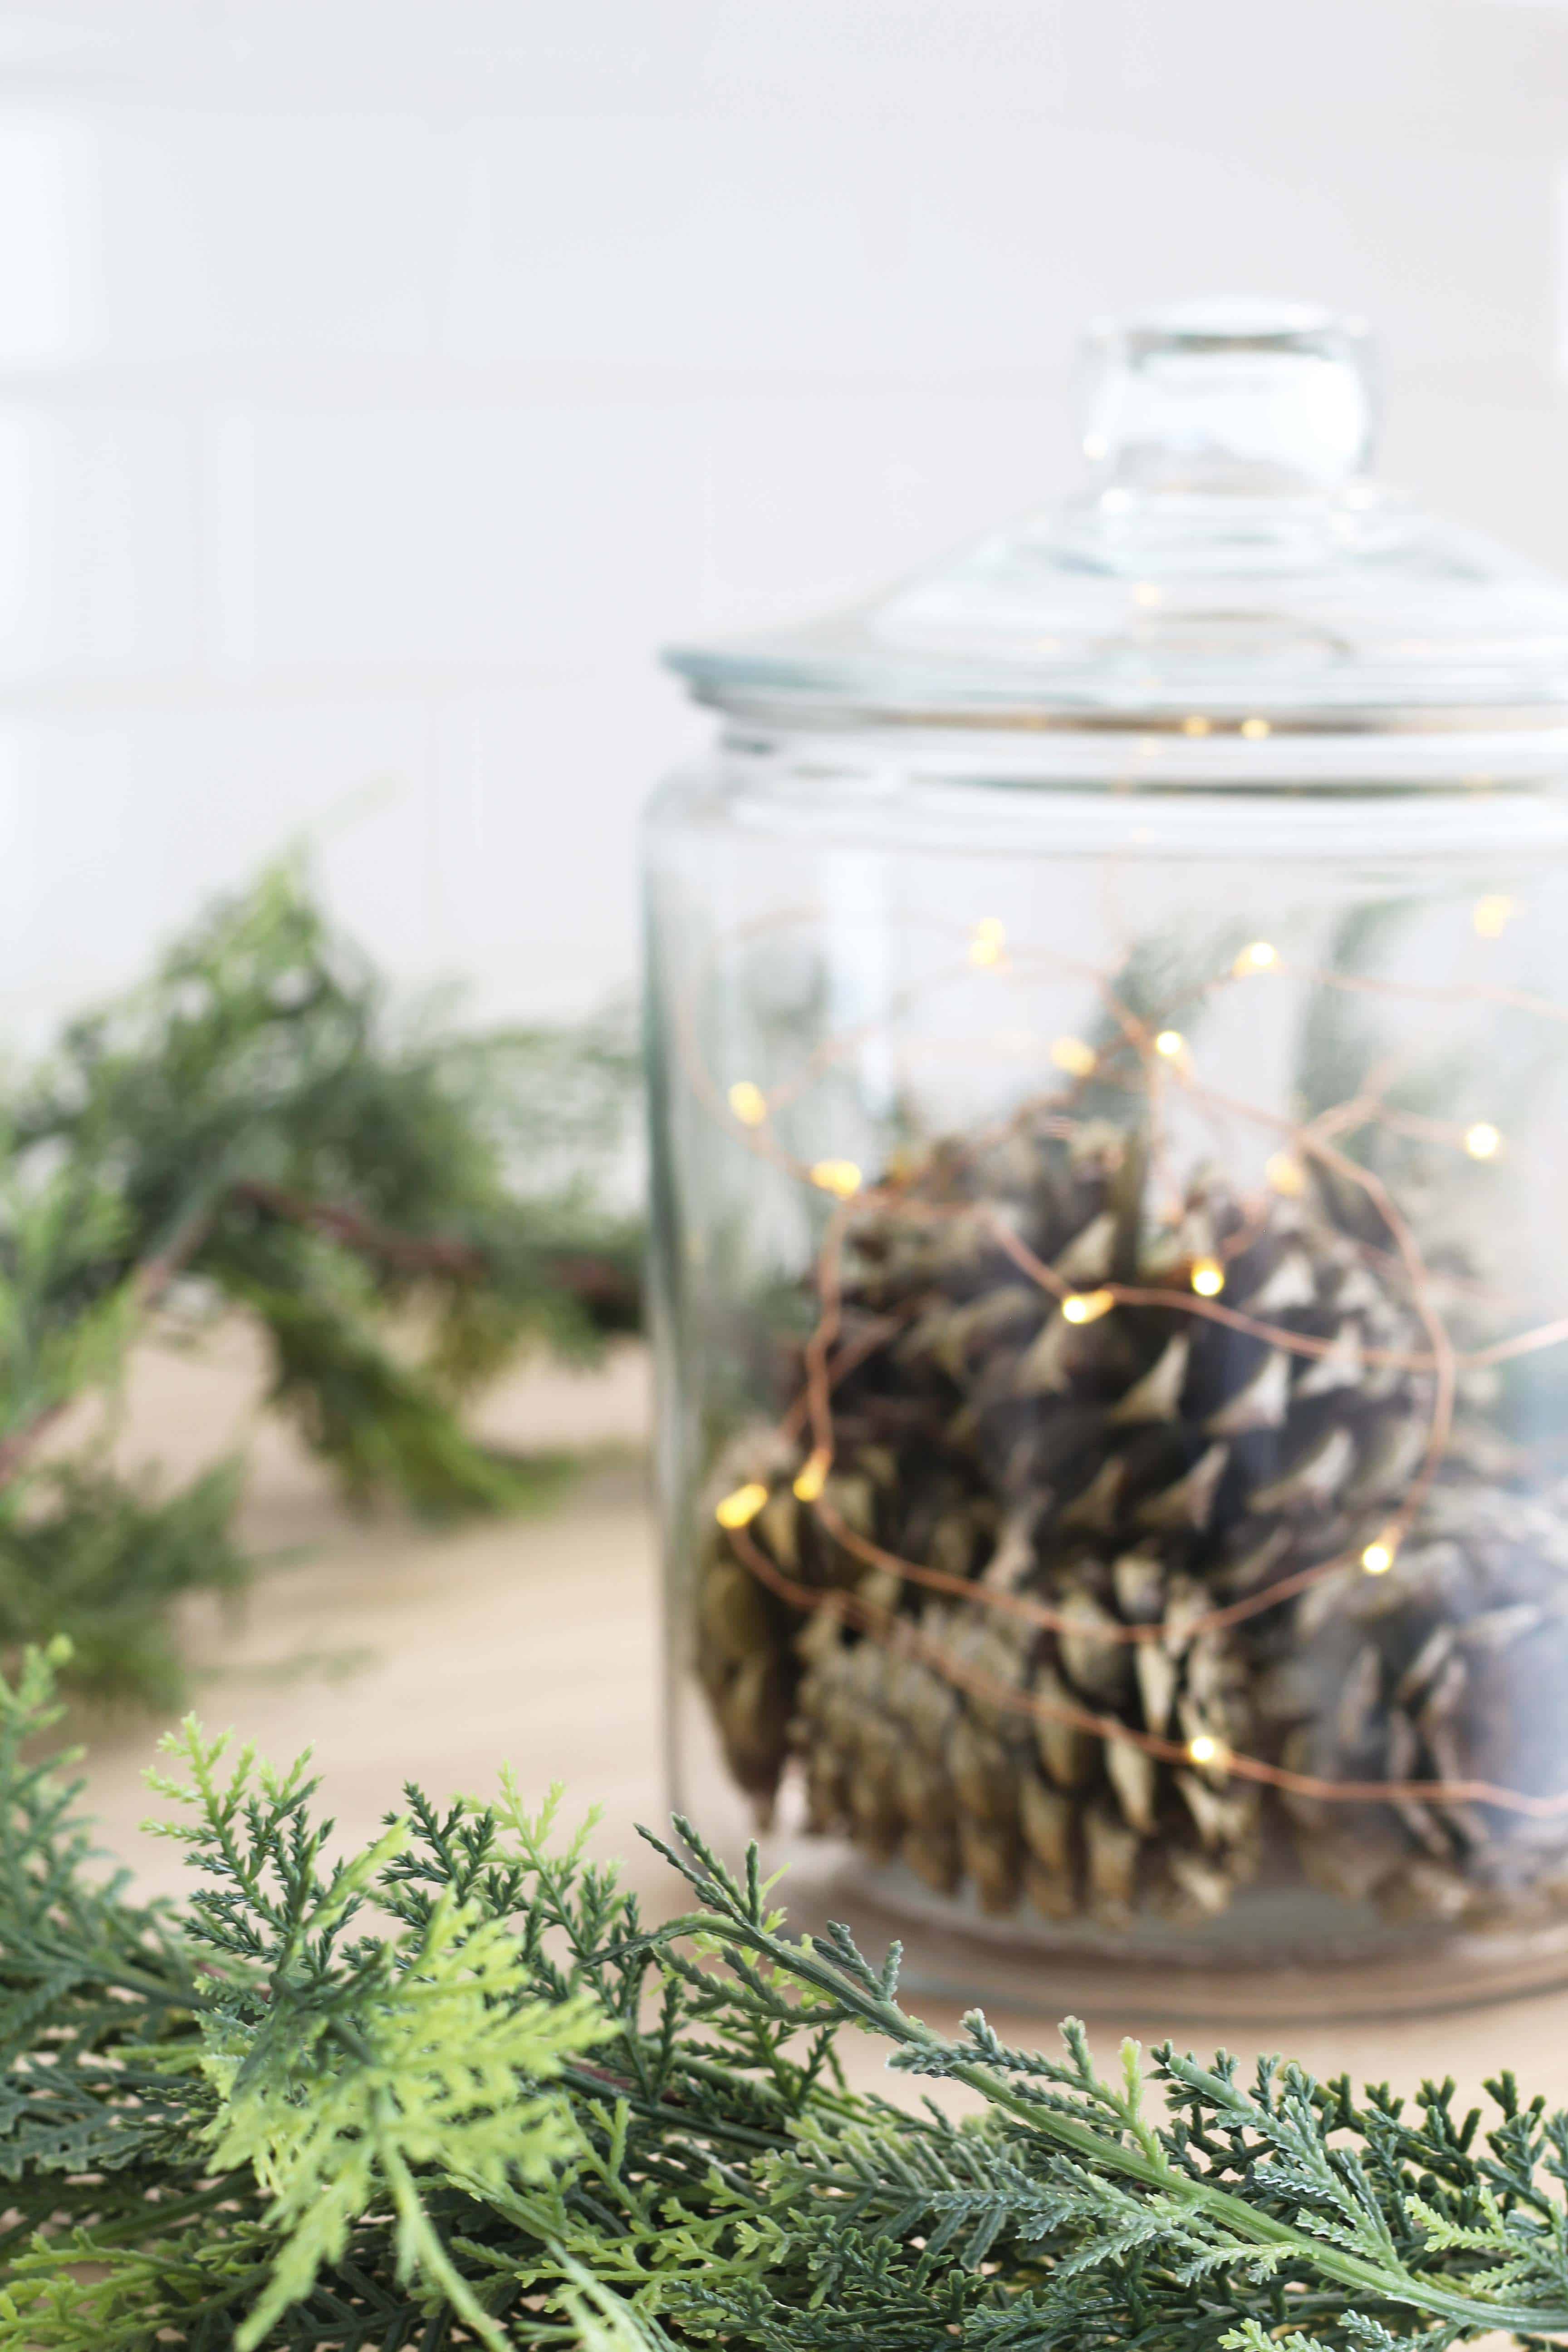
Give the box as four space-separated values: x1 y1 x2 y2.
4 0 1568 1037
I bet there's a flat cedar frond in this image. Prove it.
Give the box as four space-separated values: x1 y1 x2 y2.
0 862 639 1707
8 1646 1568 2350
202 1895 596 2352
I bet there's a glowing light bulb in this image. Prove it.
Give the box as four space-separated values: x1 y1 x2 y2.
1181 715 1212 737
810 1160 864 1198
728 1080 768 1127
715 1482 769 1531
1234 940 1277 975
1061 1288 1115 1326
1051 1034 1098 1078
1464 1122 1501 1161
1186 1733 1226 1767
1473 893 1514 939
1265 1152 1306 1197
1154 1029 1186 1059
1190 1257 1225 1298
970 916 1006 967
793 1450 830 1503
1361 1536 1396 1576
1239 716 1272 740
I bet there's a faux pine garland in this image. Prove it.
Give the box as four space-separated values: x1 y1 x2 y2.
0 865 639 1706
4 1644 1568 2351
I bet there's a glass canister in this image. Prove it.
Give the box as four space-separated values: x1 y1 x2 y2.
644 302 1568 2018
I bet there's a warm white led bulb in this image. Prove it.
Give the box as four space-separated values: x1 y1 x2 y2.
728 1080 768 1127
970 916 1006 967
1265 1152 1306 1197
715 1482 769 1531
793 1450 830 1503
1051 1035 1098 1078
1061 1288 1115 1326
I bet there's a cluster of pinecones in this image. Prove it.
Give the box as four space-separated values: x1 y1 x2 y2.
695 1109 1568 1930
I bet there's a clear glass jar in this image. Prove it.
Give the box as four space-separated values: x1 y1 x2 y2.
644 303 1568 2019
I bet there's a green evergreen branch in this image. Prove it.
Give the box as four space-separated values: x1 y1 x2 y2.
8 1642 1568 2349
0 862 640 1706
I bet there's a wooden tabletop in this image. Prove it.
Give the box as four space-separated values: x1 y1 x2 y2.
68 1331 1568 2123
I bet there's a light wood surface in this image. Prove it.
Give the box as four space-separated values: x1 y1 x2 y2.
64 1330 1568 2117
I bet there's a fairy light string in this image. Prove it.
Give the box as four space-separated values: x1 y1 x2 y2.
686 895 1567 1818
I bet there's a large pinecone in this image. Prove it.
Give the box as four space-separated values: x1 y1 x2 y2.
1260 1479 1568 1924
696 1110 1436 1923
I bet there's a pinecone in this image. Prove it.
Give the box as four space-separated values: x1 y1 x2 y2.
1260 1479 1568 1926
792 1553 1263 1924
697 1107 1436 1921
693 1428 812 1819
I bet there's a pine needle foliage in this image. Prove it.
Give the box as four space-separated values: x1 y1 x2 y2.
5 1647 1568 2350
0 865 640 1704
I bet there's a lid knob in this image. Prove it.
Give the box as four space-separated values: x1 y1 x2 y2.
1079 300 1377 497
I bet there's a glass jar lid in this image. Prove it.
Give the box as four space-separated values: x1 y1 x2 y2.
666 302 1568 765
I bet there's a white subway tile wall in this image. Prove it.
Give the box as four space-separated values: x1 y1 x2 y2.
2 0 1568 1036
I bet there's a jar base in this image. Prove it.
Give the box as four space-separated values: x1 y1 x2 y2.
753 1834 1568 2023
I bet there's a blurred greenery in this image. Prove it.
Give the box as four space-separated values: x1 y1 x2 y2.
0 861 641 1705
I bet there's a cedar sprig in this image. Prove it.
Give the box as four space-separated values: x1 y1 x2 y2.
6 1645 1568 2350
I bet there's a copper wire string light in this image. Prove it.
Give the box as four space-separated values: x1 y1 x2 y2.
692 899 1568 1823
